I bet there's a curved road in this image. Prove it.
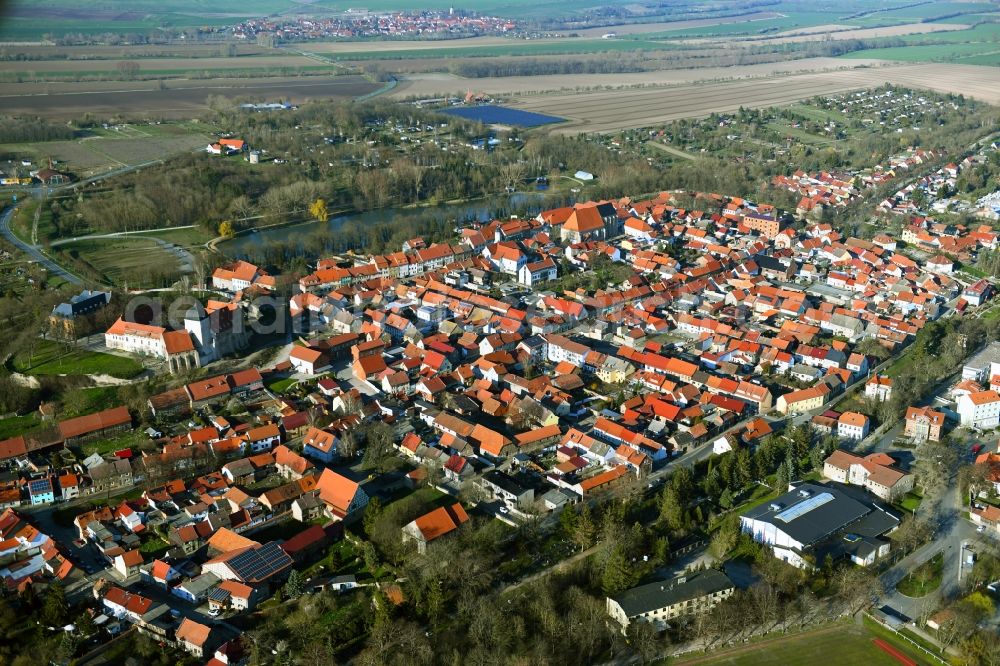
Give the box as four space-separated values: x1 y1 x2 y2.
0 205 83 285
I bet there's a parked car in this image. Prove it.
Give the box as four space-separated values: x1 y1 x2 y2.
972 444 984 455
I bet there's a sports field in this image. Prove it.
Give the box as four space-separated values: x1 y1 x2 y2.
676 622 927 666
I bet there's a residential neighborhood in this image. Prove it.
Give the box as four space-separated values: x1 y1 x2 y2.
0 41 999 664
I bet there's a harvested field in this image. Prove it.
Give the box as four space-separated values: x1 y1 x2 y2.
0 54 330 74
0 75 378 119
510 63 1000 134
387 57 890 98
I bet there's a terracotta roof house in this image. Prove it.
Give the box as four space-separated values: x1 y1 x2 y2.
904 406 945 442
823 449 914 501
402 502 469 553
315 468 368 520
176 618 217 658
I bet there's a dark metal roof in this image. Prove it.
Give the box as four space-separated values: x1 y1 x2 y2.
611 569 734 617
741 482 885 546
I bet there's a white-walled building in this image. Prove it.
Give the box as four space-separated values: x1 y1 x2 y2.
607 569 734 631
823 450 914 502
837 412 870 441
957 389 1000 429
740 483 898 569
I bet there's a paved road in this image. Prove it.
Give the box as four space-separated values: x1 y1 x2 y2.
48 224 197 247
0 205 83 285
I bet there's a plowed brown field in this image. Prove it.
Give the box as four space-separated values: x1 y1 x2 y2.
509 63 1000 133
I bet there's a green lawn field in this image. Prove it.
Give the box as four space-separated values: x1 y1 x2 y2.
842 42 1000 62
13 339 144 378
679 622 928 666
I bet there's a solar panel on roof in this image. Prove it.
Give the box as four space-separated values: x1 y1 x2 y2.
774 492 834 523
227 542 290 582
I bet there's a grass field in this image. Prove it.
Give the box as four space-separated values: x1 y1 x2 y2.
0 413 41 440
13 339 144 378
266 377 298 393
677 621 927 666
842 42 1000 63
842 22 1000 64
631 11 845 40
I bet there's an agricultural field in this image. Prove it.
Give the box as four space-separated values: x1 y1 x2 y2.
387 57 887 99
0 75 379 119
306 38 681 61
55 236 186 288
843 42 1000 63
718 22 974 46
556 12 784 37
1 43 270 59
842 22 1000 64
0 54 339 79
675 621 927 666
0 122 212 177
509 63 1000 134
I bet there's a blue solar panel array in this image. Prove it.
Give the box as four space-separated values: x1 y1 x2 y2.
228 542 290 582
438 105 565 128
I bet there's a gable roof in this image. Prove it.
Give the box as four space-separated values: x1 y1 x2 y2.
315 468 361 515
176 618 212 647
408 503 469 543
